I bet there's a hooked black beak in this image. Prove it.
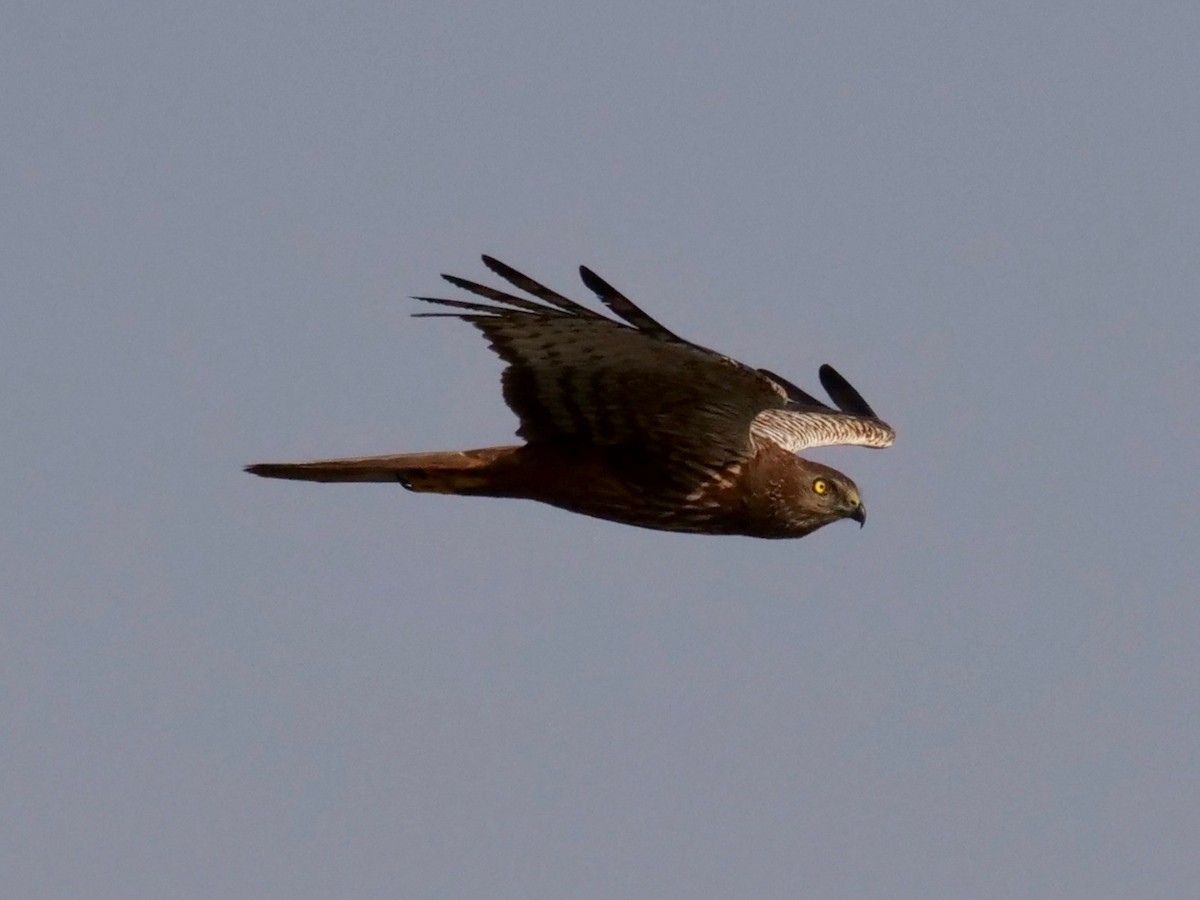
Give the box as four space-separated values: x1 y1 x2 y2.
849 503 866 528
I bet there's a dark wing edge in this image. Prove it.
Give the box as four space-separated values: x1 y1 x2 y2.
758 364 882 419
413 256 680 341
818 364 880 418
413 267 600 320
577 265 682 339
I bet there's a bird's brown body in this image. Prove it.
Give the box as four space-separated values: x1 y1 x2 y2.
248 440 859 538
247 257 894 540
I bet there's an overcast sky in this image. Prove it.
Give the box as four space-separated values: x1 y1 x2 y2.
4 2 1199 897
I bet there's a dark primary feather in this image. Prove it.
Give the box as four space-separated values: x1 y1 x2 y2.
481 255 594 315
430 275 560 314
578 265 679 339
758 364 881 419
819 364 880 418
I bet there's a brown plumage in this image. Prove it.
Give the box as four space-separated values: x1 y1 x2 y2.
246 257 895 539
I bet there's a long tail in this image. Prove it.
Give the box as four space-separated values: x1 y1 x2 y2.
244 446 521 493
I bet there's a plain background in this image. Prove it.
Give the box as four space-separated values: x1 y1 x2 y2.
5 2 1198 897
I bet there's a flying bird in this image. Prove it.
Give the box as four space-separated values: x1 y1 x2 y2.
246 257 895 539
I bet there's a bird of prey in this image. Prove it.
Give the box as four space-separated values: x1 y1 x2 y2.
246 257 895 539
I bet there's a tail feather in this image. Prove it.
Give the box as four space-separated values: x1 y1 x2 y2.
244 446 520 492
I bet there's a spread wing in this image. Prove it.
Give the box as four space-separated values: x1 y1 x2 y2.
414 256 789 485
413 257 894 476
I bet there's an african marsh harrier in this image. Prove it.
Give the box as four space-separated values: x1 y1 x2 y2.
246 257 895 539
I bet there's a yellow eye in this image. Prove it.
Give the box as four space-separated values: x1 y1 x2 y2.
813 478 828 495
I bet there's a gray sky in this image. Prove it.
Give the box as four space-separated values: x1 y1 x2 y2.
5 2 1198 897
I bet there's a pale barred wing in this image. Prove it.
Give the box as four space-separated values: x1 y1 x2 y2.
751 362 895 453
751 407 895 453
414 257 789 480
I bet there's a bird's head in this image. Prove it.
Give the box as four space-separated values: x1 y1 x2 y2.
800 461 866 528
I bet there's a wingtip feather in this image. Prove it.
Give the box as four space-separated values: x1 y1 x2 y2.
819 364 879 418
